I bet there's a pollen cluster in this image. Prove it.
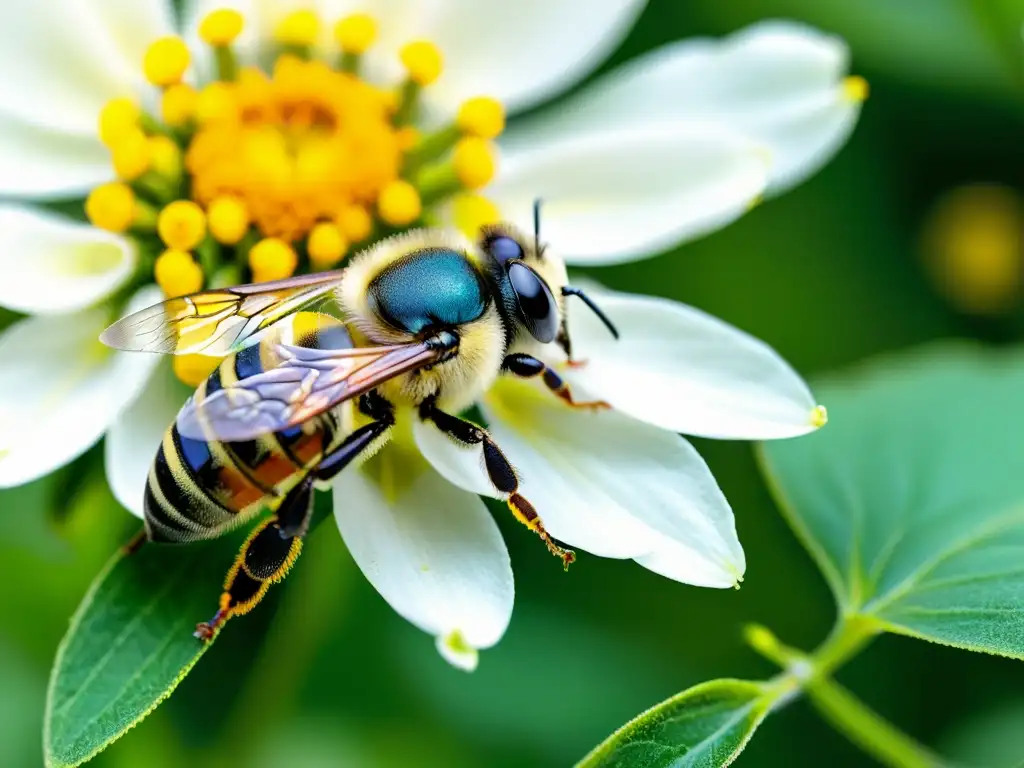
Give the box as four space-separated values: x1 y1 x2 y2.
86 7 505 315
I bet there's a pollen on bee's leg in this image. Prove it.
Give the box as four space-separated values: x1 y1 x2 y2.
508 493 576 571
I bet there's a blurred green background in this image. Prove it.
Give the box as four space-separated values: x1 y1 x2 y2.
5 1 1024 766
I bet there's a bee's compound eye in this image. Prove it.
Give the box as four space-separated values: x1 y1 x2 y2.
508 261 558 343
486 235 524 265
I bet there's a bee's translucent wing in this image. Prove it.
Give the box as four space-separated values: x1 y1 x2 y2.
99 271 344 357
176 341 446 442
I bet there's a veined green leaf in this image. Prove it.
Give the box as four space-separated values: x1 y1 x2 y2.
577 678 788 768
759 344 1024 658
44 531 245 768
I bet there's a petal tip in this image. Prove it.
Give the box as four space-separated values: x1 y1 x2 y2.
810 404 829 429
436 630 480 672
842 75 869 103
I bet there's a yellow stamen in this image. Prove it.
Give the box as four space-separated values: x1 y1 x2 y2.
378 180 421 226
453 137 496 189
457 97 504 139
275 9 320 47
173 354 222 387
155 249 204 297
334 13 377 54
111 128 152 181
158 200 207 251
336 205 372 243
194 82 237 124
161 83 198 127
451 194 500 239
207 196 251 245
98 98 140 146
143 37 191 87
249 238 298 282
308 222 348 269
149 135 182 180
842 75 869 103
811 405 828 429
85 183 138 233
199 9 244 46
400 41 443 86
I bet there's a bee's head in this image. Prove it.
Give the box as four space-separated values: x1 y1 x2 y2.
479 200 616 346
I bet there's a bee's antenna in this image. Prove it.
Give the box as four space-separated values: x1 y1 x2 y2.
562 286 619 340
533 198 543 257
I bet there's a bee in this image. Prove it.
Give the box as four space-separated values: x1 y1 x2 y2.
102 203 619 640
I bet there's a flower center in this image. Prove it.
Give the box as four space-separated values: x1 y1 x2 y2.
87 8 507 381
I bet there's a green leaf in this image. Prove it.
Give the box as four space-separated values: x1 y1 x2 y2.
577 678 787 768
759 344 1024 658
44 531 245 768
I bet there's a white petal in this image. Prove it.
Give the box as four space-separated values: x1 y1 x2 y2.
475 377 743 588
0 121 111 199
635 537 744 589
561 289 822 439
0 1 173 136
0 206 136 314
502 20 861 193
105 361 190 518
0 288 161 488
417 0 646 116
486 125 767 266
334 439 513 666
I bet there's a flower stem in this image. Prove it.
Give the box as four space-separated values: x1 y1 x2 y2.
745 616 947 768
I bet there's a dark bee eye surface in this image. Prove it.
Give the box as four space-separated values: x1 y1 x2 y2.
508 261 558 343
486 235 524 265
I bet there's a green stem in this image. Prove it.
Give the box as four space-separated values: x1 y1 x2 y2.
805 676 949 768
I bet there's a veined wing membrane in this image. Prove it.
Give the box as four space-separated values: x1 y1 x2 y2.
176 341 446 442
99 271 344 356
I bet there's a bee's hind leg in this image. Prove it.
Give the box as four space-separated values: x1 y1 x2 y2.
419 397 576 570
194 479 314 641
501 353 609 410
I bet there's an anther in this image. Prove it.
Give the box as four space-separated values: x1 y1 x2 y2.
335 13 377 59
453 137 496 189
158 200 207 251
275 9 320 51
249 238 298 282
86 183 141 234
111 129 152 181
195 82 237 124
98 98 140 146
161 83 198 128
335 205 372 243
207 196 251 245
148 135 182 181
451 194 500 239
457 97 505 139
377 180 422 226
154 249 204 298
400 41 443 86
308 222 348 269
199 9 244 46
143 37 191 87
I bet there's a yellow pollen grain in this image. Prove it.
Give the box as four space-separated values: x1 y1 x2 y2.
336 205 372 242
249 238 298 282
400 40 443 86
143 36 191 87
275 9 320 47
842 75 869 103
111 128 152 180
308 222 348 269
158 200 207 251
86 183 136 233
199 9 244 46
149 135 181 178
161 83 198 127
207 196 251 245
457 97 505 139
155 249 204 297
334 13 377 54
453 137 496 189
173 353 222 387
377 180 421 226
98 98 140 146
811 405 828 428
451 194 500 239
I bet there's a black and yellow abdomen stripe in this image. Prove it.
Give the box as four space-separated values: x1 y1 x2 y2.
144 339 346 544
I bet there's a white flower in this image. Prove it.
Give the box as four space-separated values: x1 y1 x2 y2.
0 0 856 667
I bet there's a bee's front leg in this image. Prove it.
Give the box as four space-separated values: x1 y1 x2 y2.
501 353 609 410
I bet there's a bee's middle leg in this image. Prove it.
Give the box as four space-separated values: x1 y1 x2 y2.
501 353 609 410
419 397 575 569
